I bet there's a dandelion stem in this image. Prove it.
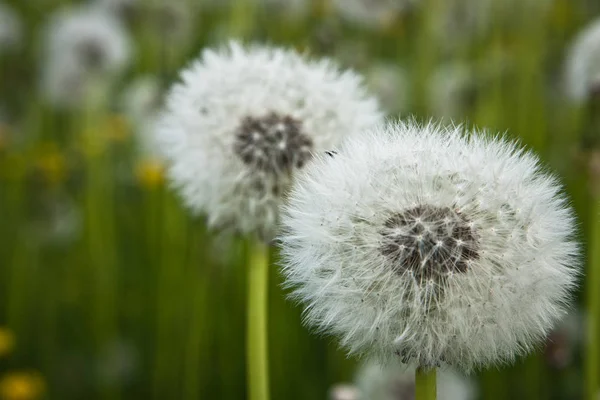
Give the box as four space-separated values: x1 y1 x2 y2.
415 367 436 400
587 197 600 400
247 240 270 400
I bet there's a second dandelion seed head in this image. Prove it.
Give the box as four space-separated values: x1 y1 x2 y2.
155 41 382 241
279 121 580 371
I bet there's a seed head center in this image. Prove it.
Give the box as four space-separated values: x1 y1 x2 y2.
380 205 479 281
233 112 313 174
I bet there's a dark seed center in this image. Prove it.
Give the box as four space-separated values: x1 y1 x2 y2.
379 205 479 282
233 112 313 174
76 40 106 70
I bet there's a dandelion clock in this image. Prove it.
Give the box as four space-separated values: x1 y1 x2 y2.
279 121 579 399
155 41 382 400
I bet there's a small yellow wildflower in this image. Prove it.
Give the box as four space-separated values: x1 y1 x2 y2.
105 114 131 143
0 328 15 358
36 147 67 186
135 159 164 189
0 371 45 400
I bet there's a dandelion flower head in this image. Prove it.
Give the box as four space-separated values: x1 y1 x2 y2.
0 2 22 53
565 17 600 102
155 41 382 240
41 5 132 107
280 121 580 370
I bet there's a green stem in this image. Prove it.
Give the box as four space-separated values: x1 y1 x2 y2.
415 367 436 400
247 240 270 400
587 198 600 400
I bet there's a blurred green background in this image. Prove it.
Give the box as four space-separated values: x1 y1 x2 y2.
0 0 599 399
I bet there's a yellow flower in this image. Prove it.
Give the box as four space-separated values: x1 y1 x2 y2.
135 159 164 189
105 114 131 143
0 328 15 358
0 372 45 400
36 147 67 186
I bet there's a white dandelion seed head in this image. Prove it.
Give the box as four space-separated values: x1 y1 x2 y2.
0 2 22 52
366 63 410 115
331 0 413 30
279 121 580 371
94 0 140 20
258 0 310 18
565 18 600 102
329 384 360 400
121 75 164 158
41 5 132 107
355 360 476 400
428 62 476 120
430 0 493 51
155 41 382 241
146 1 194 43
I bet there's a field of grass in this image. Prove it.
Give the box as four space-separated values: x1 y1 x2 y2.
0 0 599 399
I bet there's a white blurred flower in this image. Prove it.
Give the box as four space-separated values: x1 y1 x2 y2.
40 5 132 108
155 41 382 240
544 308 584 369
431 0 492 51
565 18 600 102
331 0 412 30
0 2 22 53
428 62 476 120
145 1 194 44
121 75 164 156
329 384 360 400
97 339 139 386
366 63 409 115
28 193 81 247
258 0 310 18
279 121 580 370
94 0 140 20
355 360 475 400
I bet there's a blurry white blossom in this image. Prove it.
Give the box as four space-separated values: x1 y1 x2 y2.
366 63 409 115
145 1 195 45
565 17 600 102
258 0 310 18
28 194 81 247
431 0 492 51
428 62 476 120
329 384 360 400
0 2 22 53
121 75 164 156
544 309 585 369
97 339 139 386
155 41 382 240
280 121 580 371
331 0 412 29
40 5 132 108
94 0 140 20
354 360 475 400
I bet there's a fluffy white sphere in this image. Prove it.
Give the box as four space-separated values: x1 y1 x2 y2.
565 18 600 102
155 42 382 240
331 0 412 29
355 360 475 400
279 121 580 370
40 5 132 108
0 2 22 52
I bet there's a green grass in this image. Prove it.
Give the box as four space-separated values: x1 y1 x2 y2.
0 0 597 399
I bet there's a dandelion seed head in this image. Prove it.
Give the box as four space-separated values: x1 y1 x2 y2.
0 3 22 53
331 0 413 30
41 6 132 108
279 121 580 370
565 18 600 102
155 41 382 240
